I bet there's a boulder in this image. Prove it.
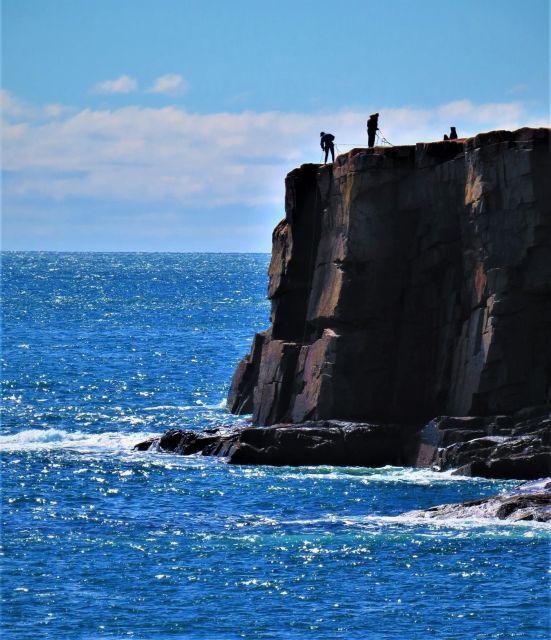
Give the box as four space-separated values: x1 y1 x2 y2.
414 406 551 479
405 479 551 523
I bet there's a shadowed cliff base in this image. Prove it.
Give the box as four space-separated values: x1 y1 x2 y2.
135 405 550 480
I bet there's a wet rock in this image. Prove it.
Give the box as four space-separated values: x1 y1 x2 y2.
414 406 551 479
134 428 229 455
406 479 551 523
134 420 421 467
135 408 549 479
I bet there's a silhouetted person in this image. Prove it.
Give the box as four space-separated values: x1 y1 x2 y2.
449 127 458 140
320 131 335 163
367 113 379 147
443 134 449 141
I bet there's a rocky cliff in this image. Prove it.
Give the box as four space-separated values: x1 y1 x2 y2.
228 128 551 426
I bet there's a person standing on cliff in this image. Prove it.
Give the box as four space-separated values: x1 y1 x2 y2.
320 132 335 164
449 126 458 139
367 113 379 147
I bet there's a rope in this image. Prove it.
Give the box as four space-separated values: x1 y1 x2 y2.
376 130 394 146
324 132 395 151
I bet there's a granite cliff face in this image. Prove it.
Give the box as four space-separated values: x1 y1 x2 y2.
228 128 551 426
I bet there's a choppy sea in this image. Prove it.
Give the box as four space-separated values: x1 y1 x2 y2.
1 253 549 640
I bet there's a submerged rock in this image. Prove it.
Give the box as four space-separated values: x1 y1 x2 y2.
405 479 551 523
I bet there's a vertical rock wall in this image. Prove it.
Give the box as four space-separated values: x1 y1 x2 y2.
227 128 551 425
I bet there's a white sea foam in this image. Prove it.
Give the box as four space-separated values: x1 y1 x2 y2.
0 428 158 453
231 511 550 534
142 405 194 411
513 478 551 493
278 465 494 485
365 512 551 532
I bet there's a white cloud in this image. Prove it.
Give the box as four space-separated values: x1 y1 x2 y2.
147 74 188 96
42 103 74 118
93 75 138 94
1 89 75 123
508 84 528 95
2 95 544 211
1 89 35 119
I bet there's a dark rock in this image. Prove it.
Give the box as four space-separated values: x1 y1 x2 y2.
134 428 228 456
415 407 551 479
134 408 549 479
405 479 551 522
134 408 548 479
456 453 550 481
133 438 157 452
134 420 422 467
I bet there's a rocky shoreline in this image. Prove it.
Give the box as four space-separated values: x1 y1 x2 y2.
135 405 550 480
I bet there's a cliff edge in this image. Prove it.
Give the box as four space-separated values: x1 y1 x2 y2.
228 128 551 426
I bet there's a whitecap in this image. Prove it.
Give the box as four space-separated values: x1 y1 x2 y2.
277 466 499 486
366 512 551 532
142 405 194 411
117 415 148 426
0 428 159 454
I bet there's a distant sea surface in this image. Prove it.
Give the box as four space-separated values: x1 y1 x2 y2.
2 253 549 640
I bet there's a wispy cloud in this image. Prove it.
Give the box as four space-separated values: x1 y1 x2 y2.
2 91 546 211
508 83 528 95
93 75 138 94
0 89 33 119
146 74 188 96
0 89 74 122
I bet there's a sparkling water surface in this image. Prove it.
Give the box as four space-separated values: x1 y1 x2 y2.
2 253 549 640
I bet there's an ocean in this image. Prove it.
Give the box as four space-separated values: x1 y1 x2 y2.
1 252 549 640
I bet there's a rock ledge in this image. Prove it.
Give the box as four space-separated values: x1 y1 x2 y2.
405 479 551 523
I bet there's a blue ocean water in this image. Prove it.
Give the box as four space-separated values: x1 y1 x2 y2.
1 252 549 640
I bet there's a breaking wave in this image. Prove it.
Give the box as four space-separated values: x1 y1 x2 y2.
0 428 158 453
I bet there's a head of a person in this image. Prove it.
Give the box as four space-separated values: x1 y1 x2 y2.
451 126 456 132
320 131 325 136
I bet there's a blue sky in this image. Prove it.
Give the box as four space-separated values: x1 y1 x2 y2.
2 0 549 251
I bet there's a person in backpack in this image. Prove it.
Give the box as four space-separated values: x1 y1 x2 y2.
367 113 379 148
320 131 335 163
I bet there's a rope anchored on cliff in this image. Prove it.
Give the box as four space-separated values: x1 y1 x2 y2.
376 130 394 146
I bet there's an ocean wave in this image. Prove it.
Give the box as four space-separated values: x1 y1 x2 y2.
142 405 195 411
277 465 498 485
365 512 551 532
229 511 550 534
0 428 158 453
